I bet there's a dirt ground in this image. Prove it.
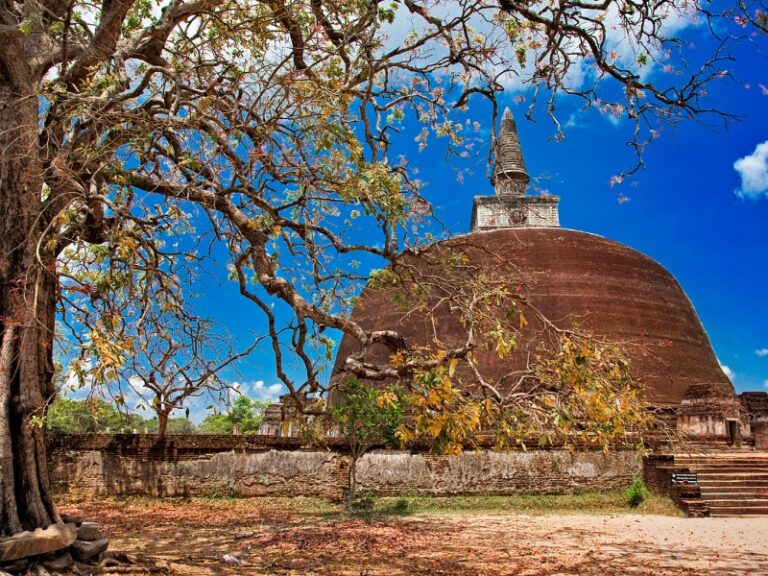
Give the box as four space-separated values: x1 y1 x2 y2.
59 498 768 576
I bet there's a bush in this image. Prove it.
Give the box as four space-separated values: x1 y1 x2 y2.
391 498 411 514
625 477 648 508
349 492 376 513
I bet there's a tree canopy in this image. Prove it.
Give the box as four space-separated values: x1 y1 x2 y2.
0 0 761 535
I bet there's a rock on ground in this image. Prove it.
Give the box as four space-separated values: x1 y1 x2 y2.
71 538 109 561
0 524 76 562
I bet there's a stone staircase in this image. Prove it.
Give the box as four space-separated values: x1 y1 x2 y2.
674 453 768 516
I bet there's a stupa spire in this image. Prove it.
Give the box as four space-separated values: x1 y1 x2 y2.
493 107 529 196
470 108 559 231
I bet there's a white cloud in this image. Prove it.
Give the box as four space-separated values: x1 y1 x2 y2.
764 379 768 389
756 348 768 357
229 380 284 403
734 141 768 199
719 362 735 381
249 380 284 402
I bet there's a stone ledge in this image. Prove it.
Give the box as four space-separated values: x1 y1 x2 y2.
0 524 76 562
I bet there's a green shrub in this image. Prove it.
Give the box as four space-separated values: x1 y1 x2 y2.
391 498 410 513
625 477 648 508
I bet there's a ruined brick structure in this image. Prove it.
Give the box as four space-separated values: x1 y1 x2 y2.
332 108 766 450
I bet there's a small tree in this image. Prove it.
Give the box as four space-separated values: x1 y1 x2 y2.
113 309 254 436
228 395 268 435
330 379 407 508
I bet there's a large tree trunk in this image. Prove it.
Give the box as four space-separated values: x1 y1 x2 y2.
0 64 59 536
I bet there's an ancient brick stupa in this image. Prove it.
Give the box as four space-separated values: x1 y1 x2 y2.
332 108 764 449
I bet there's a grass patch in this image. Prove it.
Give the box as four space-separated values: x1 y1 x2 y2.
57 490 681 520
367 491 681 517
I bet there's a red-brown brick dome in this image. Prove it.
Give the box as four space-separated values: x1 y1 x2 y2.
333 228 731 406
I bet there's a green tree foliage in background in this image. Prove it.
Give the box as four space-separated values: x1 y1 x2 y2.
199 396 269 435
46 398 145 434
143 416 197 435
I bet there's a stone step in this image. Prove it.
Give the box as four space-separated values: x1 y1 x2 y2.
704 499 768 506
670 454 768 516
676 462 768 470
699 486 768 494
677 463 768 468
678 499 710 517
692 467 768 474
682 461 768 467
676 456 768 461
709 507 768 516
678 455 768 460
699 482 768 489
696 472 768 479
701 490 768 500
701 492 768 500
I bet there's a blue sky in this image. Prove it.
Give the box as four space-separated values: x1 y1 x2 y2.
198 14 768 412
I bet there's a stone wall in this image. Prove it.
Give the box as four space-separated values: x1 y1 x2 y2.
355 450 639 496
48 442 641 499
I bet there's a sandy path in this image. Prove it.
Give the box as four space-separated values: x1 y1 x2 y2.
62 500 768 575
450 514 768 575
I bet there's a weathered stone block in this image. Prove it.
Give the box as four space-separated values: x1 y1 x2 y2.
76 522 101 542
0 524 76 562
70 538 109 561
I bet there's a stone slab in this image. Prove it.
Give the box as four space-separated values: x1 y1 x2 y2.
71 538 109 561
0 524 76 562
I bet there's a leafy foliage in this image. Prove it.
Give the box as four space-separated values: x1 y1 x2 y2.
396 357 494 455
532 334 652 451
331 379 407 449
199 396 269 435
47 398 146 433
330 379 407 506
395 333 650 454
625 477 649 508
143 417 197 435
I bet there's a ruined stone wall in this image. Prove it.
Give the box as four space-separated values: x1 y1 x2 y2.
742 392 768 450
48 444 641 498
355 451 640 496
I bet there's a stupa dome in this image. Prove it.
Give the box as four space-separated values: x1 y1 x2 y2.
332 227 731 407
332 110 733 409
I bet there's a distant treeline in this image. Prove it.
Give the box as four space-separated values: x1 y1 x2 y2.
47 396 268 435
